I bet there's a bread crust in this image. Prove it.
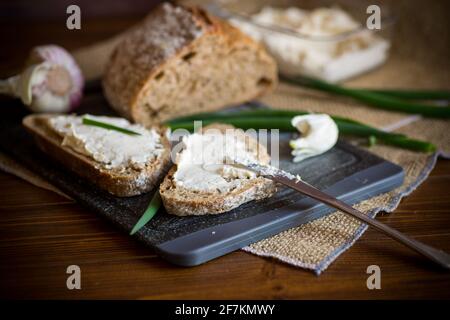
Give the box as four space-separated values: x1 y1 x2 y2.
102 2 277 125
159 123 276 216
23 114 172 197
160 167 275 216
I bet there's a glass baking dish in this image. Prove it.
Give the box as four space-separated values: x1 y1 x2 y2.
206 0 396 82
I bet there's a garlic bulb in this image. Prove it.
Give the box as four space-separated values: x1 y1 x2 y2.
0 45 84 113
289 114 339 162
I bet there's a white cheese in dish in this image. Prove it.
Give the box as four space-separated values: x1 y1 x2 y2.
231 6 390 82
173 130 259 193
49 114 164 170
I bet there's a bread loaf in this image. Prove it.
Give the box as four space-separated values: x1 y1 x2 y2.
103 2 278 127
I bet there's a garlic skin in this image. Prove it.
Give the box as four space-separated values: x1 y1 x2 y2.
0 45 84 113
289 114 339 162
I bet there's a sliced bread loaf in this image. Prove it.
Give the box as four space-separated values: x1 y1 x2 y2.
23 114 171 197
102 2 278 127
159 124 276 216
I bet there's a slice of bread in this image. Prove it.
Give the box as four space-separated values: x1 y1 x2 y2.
159 124 276 216
23 114 172 197
102 2 278 127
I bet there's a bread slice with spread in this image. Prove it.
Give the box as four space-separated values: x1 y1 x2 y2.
103 2 278 127
23 114 171 197
159 124 276 216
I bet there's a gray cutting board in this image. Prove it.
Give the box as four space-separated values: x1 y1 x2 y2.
0 92 404 266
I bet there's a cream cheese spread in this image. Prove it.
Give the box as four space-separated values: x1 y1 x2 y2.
290 114 339 162
231 6 390 82
173 129 260 193
49 114 163 170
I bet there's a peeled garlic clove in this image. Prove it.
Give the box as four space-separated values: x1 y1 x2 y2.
289 114 339 162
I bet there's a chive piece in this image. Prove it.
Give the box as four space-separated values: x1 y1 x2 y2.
380 136 437 152
130 192 161 235
168 116 404 139
167 110 309 124
166 108 381 127
82 117 141 136
281 75 450 118
368 135 377 147
359 89 450 101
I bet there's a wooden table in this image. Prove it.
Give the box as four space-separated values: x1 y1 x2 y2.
1 17 450 300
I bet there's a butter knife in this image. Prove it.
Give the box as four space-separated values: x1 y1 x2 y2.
240 162 450 270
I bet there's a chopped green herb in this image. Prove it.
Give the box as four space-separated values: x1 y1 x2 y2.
82 117 141 136
130 192 161 235
368 135 377 147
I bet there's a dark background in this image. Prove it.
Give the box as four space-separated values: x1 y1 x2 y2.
0 0 163 20
0 0 164 77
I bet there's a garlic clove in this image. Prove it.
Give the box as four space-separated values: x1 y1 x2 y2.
0 44 84 113
28 45 84 110
16 65 36 105
289 114 339 162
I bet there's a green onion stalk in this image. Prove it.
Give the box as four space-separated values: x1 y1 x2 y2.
166 109 436 153
281 75 450 118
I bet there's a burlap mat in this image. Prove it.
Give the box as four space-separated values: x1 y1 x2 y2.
1 0 449 273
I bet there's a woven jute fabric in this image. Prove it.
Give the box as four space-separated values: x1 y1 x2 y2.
1 0 449 273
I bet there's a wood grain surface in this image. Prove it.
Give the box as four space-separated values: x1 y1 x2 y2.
1 161 450 299
0 11 450 300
